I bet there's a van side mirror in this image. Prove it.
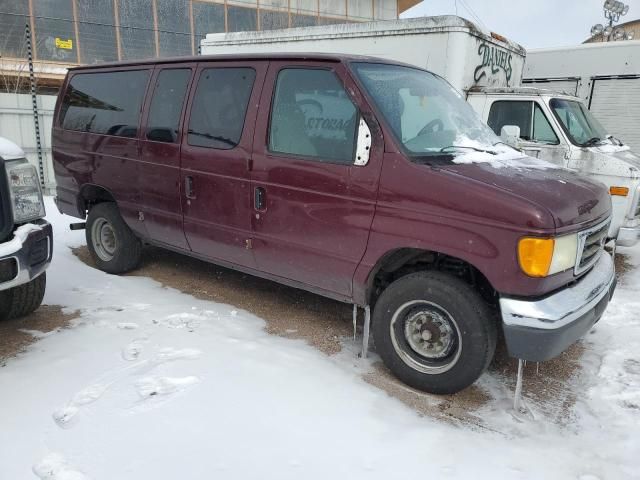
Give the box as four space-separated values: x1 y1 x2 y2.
354 117 372 166
500 125 521 148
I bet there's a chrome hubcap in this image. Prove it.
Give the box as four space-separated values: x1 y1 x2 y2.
390 300 462 375
91 218 116 261
404 309 455 359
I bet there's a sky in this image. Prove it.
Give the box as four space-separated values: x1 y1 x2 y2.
402 0 639 49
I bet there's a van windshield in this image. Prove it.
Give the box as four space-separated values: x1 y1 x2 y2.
549 98 609 147
352 62 501 156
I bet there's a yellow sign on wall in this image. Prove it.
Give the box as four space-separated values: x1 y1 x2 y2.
55 38 73 50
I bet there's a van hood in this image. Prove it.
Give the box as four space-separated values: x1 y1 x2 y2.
437 158 611 230
572 144 640 180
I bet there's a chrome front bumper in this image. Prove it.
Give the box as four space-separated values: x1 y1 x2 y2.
617 223 640 247
0 221 52 292
499 252 616 361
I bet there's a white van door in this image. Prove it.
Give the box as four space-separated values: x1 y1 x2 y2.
484 99 568 166
589 77 640 152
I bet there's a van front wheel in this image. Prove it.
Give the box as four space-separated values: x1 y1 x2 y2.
372 271 497 394
86 202 141 274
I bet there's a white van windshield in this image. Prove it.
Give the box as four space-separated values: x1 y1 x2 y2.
352 62 501 156
550 98 609 147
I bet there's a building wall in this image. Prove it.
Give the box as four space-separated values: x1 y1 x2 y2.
0 0 404 68
0 92 56 191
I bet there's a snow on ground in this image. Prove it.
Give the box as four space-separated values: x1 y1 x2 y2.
0 197 639 479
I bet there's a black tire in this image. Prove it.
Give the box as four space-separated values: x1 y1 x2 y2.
86 202 142 274
372 271 497 395
0 273 47 321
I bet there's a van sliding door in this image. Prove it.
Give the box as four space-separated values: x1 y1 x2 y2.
139 65 195 249
179 62 267 268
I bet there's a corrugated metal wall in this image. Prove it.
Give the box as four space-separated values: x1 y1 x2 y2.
589 78 640 152
0 92 57 193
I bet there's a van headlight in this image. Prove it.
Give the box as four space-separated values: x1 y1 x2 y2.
518 234 578 277
4 159 46 223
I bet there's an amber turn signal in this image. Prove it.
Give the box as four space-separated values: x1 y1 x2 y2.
518 237 554 277
610 186 629 197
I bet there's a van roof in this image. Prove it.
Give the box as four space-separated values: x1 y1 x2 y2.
67 53 399 72
469 85 579 99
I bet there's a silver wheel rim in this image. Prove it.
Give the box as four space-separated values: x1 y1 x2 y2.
390 300 462 375
91 217 117 262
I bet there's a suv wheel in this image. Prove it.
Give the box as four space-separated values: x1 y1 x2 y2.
86 202 141 274
0 273 47 321
372 271 497 394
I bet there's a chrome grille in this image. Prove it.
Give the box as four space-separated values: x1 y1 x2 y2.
575 219 610 275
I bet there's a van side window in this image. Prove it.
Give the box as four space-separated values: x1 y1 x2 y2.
269 68 357 164
487 101 559 145
187 68 256 150
146 69 191 143
60 70 150 138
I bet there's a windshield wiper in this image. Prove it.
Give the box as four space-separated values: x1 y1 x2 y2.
440 145 497 155
581 137 603 147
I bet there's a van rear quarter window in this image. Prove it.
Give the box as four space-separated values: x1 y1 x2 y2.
60 69 150 138
187 67 256 150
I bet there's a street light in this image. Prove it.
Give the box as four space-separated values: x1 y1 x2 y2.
591 0 632 41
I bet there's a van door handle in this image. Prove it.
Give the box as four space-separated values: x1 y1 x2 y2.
185 176 196 200
254 187 266 211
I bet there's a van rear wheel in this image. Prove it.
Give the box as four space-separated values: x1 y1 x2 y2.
86 202 141 274
372 271 497 394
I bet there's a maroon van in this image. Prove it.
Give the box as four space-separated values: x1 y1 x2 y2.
52 54 616 394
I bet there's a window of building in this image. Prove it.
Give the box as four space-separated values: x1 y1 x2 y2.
146 69 191 143
156 0 192 56
290 0 317 16
320 0 346 16
291 14 317 28
60 70 150 137
1 1 30 59
260 10 290 30
227 6 257 32
269 69 357 164
159 32 192 57
487 101 559 144
348 0 373 20
75 0 118 63
374 0 397 20
187 68 256 149
260 0 289 11
193 2 225 47
33 0 78 63
118 0 156 60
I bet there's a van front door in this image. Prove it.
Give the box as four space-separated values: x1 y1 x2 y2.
179 62 266 268
486 99 568 167
250 62 382 299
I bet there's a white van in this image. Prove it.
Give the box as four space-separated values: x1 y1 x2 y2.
466 87 640 246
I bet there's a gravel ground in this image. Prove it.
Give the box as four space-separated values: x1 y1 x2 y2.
72 245 607 426
0 305 76 366
2 244 626 426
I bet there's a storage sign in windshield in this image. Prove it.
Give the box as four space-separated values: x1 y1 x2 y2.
474 42 513 86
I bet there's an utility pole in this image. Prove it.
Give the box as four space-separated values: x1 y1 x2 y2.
25 23 45 189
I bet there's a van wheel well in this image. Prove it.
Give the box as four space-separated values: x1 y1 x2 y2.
367 248 497 309
78 185 116 215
